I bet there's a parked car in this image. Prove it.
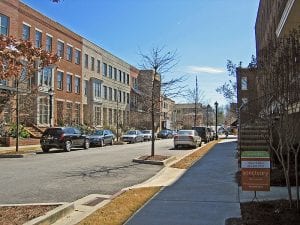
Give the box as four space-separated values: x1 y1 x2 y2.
157 129 173 139
174 130 202 149
192 126 210 143
141 130 153 141
89 129 114 147
121 130 144 143
40 127 90 152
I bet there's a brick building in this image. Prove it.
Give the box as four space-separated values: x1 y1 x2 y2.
0 0 176 134
236 0 300 153
0 0 83 128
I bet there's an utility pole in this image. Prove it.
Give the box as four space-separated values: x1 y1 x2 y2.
194 76 198 127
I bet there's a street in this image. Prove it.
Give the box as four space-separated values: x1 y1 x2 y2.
0 139 194 204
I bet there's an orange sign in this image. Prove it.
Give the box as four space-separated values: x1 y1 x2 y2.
241 151 270 191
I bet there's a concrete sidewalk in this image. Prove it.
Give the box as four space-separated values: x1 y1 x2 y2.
125 140 241 225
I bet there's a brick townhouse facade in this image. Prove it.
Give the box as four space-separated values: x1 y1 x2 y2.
236 0 300 153
0 0 169 132
1 0 83 128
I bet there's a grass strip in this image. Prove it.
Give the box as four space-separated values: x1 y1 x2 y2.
171 140 219 169
78 187 161 225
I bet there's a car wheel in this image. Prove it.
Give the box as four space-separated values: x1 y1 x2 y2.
83 139 90 149
110 138 114 145
199 141 202 147
42 146 49 153
99 139 104 147
64 141 72 152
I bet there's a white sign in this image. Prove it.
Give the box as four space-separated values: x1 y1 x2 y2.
241 161 270 169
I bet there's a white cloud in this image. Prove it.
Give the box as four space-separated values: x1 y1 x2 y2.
186 66 225 74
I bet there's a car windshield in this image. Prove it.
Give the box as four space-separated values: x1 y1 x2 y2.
92 130 103 135
178 130 193 135
127 131 136 135
142 130 151 134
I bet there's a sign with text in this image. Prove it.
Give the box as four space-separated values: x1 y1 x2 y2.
241 151 270 191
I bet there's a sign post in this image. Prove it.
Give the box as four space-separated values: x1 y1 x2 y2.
241 151 270 192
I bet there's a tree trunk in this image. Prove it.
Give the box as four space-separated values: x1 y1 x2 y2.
295 152 299 211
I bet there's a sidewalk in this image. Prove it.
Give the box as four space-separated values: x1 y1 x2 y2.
125 139 241 225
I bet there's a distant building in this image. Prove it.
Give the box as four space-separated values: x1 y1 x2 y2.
174 103 204 129
161 97 175 130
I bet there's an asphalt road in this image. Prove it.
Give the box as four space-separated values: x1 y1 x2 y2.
0 139 194 204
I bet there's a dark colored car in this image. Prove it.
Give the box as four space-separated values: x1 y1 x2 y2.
157 129 173 139
192 126 210 143
89 129 114 147
40 127 90 152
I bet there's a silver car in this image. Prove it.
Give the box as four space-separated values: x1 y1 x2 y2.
121 130 144 143
174 130 202 149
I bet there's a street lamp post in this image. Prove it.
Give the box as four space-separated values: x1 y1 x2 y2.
48 88 54 127
215 101 218 140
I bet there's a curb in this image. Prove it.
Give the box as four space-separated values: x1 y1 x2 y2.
132 155 176 165
23 203 75 225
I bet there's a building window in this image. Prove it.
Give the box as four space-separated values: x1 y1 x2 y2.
94 106 101 125
39 97 49 125
114 89 117 101
108 109 112 124
75 49 81 64
109 65 112 78
75 77 80 94
123 72 126 84
0 14 9 35
241 77 248 90
114 68 117 80
91 57 95 71
56 101 64 125
35 30 42 48
94 81 101 98
103 63 107 76
84 54 88 69
119 70 122 82
84 80 88 96
46 35 52 52
57 41 64 58
66 74 72 92
39 67 52 86
127 74 130 85
66 102 72 125
57 71 63 90
103 85 107 99
123 91 126 103
66 45 73 62
74 103 80 125
97 60 100 73
108 87 112 101
118 90 122 102
127 93 130 104
22 24 30 40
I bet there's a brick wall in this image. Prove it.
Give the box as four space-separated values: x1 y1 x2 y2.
0 137 40 147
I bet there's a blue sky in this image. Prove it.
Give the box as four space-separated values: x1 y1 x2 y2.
22 0 260 107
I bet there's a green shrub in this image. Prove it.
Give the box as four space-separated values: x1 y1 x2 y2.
8 124 30 138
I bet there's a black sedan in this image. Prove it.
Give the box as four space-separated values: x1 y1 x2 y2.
89 129 114 147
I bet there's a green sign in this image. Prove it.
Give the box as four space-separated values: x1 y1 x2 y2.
241 151 270 158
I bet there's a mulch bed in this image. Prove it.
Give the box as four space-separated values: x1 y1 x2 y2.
0 205 58 225
232 167 300 225
240 200 300 225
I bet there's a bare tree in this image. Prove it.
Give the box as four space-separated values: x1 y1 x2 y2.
139 46 186 156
